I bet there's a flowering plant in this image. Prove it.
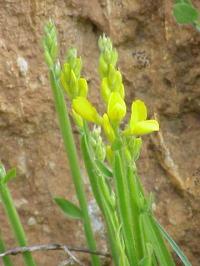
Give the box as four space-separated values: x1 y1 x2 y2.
43 21 191 266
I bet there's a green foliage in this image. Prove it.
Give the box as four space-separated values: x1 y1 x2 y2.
173 0 200 30
54 198 82 219
0 168 16 185
156 220 192 266
173 3 199 23
0 164 36 266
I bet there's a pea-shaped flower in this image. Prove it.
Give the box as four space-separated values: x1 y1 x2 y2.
72 97 102 125
107 92 126 126
128 100 159 135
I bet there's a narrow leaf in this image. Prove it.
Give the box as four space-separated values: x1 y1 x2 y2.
141 213 175 266
95 160 113 178
54 197 82 219
155 219 192 266
173 3 199 24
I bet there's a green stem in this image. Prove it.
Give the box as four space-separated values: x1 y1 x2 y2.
126 164 145 260
113 151 138 265
49 70 100 266
0 230 13 266
0 185 36 266
81 133 119 265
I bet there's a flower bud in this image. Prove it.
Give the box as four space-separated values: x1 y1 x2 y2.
78 78 88 97
101 78 111 104
69 70 78 98
99 54 108 78
90 126 106 161
107 92 126 126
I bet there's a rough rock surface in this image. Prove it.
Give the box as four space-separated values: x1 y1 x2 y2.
0 0 200 265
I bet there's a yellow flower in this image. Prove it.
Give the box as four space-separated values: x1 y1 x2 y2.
72 97 102 124
107 92 126 126
102 114 115 142
127 100 159 135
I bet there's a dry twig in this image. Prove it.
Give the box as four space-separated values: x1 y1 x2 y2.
0 243 110 265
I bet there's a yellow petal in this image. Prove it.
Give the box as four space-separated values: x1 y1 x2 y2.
107 92 126 125
102 114 115 142
130 100 147 126
131 120 159 135
72 97 102 124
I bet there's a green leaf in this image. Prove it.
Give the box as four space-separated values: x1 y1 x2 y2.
173 3 199 24
2 168 16 184
140 213 175 266
54 197 82 219
95 160 113 178
155 219 192 266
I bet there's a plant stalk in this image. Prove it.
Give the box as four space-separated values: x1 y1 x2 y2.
0 230 13 266
49 69 100 266
0 185 36 266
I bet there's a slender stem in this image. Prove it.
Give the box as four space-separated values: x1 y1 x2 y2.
113 151 138 265
0 185 36 266
126 164 145 259
49 70 100 266
81 133 119 265
0 230 13 266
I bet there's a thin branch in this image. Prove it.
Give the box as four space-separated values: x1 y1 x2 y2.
0 243 111 259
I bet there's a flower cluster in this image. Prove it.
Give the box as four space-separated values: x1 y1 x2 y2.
60 35 159 151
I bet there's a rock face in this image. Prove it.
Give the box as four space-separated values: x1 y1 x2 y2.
0 0 200 265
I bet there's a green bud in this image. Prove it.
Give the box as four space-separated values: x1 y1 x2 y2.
63 63 71 81
43 20 58 67
111 49 118 66
90 126 106 161
50 41 58 62
78 78 88 97
108 64 116 86
69 70 78 98
66 48 77 68
44 49 53 68
98 34 113 53
99 54 108 78
54 60 61 78
126 137 142 161
74 58 82 79
114 70 122 86
101 78 111 104
118 83 125 99
103 48 112 64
